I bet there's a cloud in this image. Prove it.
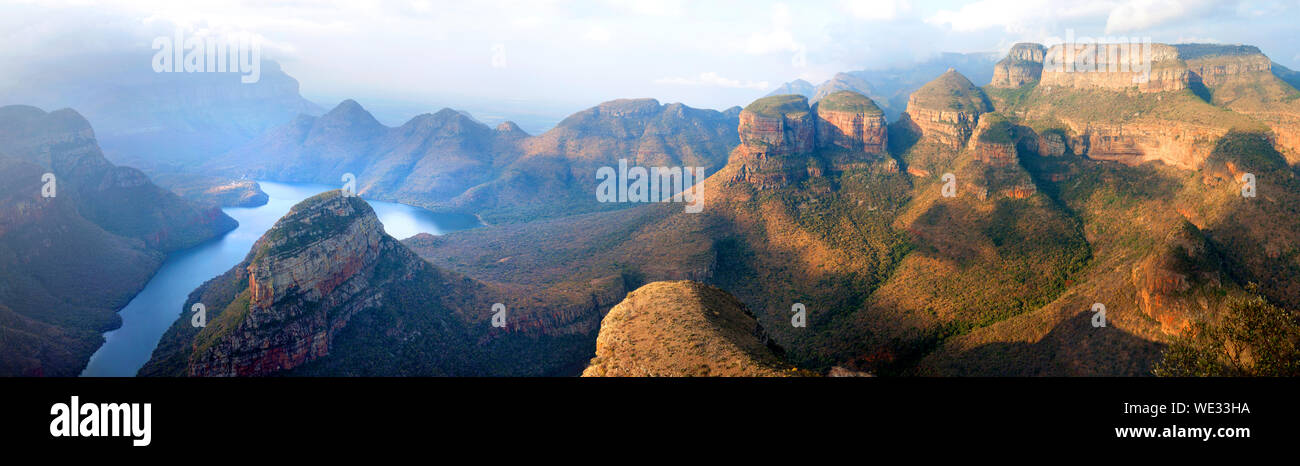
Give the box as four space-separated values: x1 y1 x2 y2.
655 72 770 90
926 0 1115 33
744 3 803 55
841 0 912 21
584 24 613 42
1104 0 1220 33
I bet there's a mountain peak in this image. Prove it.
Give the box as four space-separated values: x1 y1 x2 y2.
494 121 528 137
910 69 990 112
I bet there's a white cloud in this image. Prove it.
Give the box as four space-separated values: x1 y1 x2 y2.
744 3 803 55
584 24 613 42
655 72 770 90
926 0 1116 33
1104 0 1219 33
841 0 912 21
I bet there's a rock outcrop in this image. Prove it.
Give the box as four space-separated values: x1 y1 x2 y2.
902 69 993 149
582 281 793 377
1063 119 1228 170
991 43 1047 88
1040 43 1188 92
814 90 888 154
187 191 395 376
728 91 892 188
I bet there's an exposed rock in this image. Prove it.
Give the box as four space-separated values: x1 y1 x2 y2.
902 69 992 149
188 191 392 376
1065 119 1227 170
582 281 793 377
730 95 817 189
814 90 888 154
969 114 1017 167
1040 43 1187 92
991 43 1046 88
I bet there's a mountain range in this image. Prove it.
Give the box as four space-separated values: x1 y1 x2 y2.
4 39 1300 377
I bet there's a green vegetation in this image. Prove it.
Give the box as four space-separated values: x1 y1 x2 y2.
976 113 1014 144
1154 295 1300 376
817 90 883 115
910 70 992 112
744 94 810 117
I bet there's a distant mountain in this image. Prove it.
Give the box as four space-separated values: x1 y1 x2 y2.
767 52 999 121
765 79 816 99
207 100 524 207
0 105 237 376
212 98 741 223
0 57 322 174
583 281 795 377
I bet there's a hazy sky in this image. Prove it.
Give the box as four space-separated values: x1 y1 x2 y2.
2 0 1298 126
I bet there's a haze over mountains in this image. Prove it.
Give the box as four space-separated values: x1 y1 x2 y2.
208 97 741 223
3 29 1300 377
0 105 236 376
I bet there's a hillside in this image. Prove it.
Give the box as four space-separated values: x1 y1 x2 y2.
0 106 238 376
139 191 592 376
582 281 795 377
210 98 740 224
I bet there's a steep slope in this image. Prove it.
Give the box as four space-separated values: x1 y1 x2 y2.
0 106 238 376
446 98 740 222
990 43 1046 88
1176 44 1300 161
582 281 793 377
140 191 591 376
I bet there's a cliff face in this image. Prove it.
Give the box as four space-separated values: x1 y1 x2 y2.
728 92 892 188
1040 44 1187 92
991 43 1047 88
1060 118 1227 170
582 281 793 377
1177 44 1300 160
187 191 394 376
814 90 888 154
903 70 992 149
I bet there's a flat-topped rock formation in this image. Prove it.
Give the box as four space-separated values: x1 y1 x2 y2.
729 91 892 188
1041 43 1188 92
991 43 1047 88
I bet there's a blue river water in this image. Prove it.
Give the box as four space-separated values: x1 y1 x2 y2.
79 181 479 377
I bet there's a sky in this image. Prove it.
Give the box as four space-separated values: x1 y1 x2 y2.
1 0 1298 128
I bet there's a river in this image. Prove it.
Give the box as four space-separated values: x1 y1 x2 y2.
79 181 480 377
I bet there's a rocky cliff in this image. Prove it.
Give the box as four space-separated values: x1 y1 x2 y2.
814 90 888 154
185 191 394 376
991 43 1047 88
582 281 793 377
902 69 992 149
728 91 892 188
1040 43 1188 92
